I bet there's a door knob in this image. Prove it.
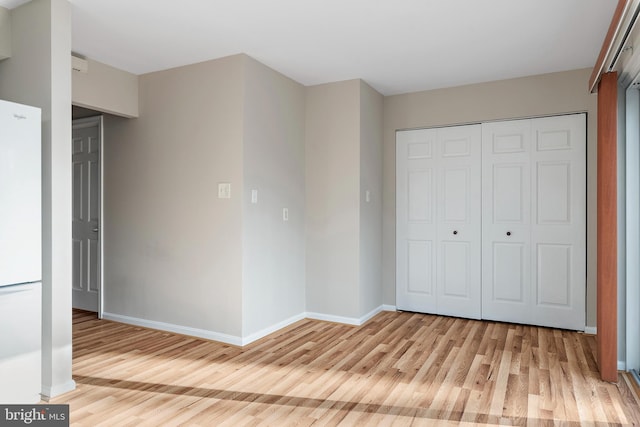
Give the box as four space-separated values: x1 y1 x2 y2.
506 231 512 236
92 228 99 232
453 230 458 235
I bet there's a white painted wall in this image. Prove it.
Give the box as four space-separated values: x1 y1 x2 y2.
0 0 75 398
305 80 361 319
72 57 139 118
383 68 598 328
359 81 383 317
103 55 245 338
242 55 306 338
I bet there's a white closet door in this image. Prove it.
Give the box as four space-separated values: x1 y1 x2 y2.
530 114 586 330
481 114 586 330
396 125 481 319
481 120 532 324
396 129 438 313
436 125 482 319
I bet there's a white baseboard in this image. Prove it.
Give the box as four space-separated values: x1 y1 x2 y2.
241 313 307 346
619 360 627 371
307 305 388 326
102 312 243 346
306 312 361 326
584 326 597 335
103 305 393 348
41 379 76 400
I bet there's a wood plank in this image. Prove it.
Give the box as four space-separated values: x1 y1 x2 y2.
50 310 640 425
597 71 619 383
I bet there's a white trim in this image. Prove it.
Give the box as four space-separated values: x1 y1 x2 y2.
306 312 361 326
241 313 307 346
41 380 76 400
102 312 243 346
584 326 597 335
626 86 640 373
72 116 104 318
619 360 627 371
359 306 384 324
306 306 388 326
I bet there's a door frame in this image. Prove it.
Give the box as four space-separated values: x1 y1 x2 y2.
71 115 104 319
625 86 640 374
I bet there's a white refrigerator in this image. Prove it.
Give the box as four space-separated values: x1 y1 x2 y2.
0 99 42 404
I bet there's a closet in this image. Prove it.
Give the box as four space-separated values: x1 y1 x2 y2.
396 114 586 330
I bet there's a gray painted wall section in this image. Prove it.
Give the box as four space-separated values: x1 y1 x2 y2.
0 0 75 398
103 55 245 337
359 81 384 316
0 6 10 60
305 80 361 318
242 55 306 337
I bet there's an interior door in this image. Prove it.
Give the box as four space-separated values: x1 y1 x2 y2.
482 119 532 324
396 128 438 313
396 125 481 319
481 114 586 330
530 114 586 330
436 125 482 319
72 117 101 312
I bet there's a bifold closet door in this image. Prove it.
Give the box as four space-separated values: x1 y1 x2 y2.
482 114 586 330
396 125 481 319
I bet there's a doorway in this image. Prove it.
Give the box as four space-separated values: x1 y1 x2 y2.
71 115 103 316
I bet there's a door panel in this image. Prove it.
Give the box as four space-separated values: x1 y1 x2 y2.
536 244 571 306
72 118 101 312
436 126 481 319
531 114 586 330
482 114 586 330
492 242 525 302
537 162 571 224
397 129 438 313
397 125 481 319
482 120 532 324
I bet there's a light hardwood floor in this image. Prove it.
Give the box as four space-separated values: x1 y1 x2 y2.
52 310 640 426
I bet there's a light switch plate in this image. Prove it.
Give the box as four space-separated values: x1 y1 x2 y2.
251 189 258 204
218 183 231 199
283 208 289 221
365 190 371 203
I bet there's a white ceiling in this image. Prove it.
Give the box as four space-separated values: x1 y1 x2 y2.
0 0 618 95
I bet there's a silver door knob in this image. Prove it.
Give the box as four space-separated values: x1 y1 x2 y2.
92 228 99 232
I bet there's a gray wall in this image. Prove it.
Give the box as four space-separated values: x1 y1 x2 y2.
382 68 599 327
0 0 74 398
104 55 245 337
242 55 306 337
359 81 384 316
305 80 362 318
0 6 10 59
305 79 384 320
72 57 139 118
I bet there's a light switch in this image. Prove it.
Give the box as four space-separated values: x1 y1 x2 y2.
218 183 231 199
365 190 371 203
283 208 289 221
251 189 258 204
